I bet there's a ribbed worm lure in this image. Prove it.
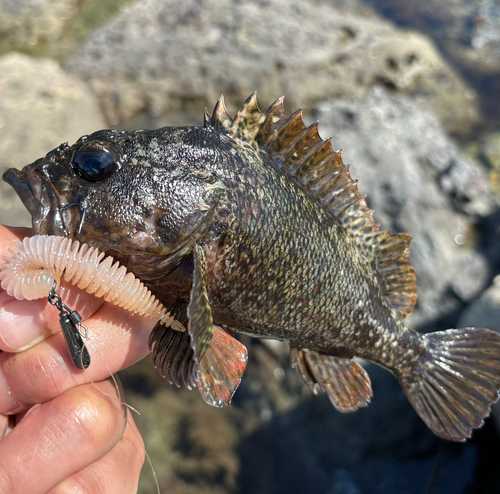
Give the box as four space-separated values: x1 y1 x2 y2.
0 235 182 369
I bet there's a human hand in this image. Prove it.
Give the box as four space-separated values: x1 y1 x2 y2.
0 225 152 493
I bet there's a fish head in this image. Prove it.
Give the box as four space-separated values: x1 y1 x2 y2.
3 128 227 275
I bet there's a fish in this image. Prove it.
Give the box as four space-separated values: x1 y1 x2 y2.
3 93 500 441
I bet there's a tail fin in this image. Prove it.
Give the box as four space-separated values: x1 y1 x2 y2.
398 328 500 441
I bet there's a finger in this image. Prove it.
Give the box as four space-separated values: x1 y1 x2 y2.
0 378 126 494
0 301 154 414
0 283 104 352
0 225 31 257
0 226 104 352
0 415 7 438
48 413 145 494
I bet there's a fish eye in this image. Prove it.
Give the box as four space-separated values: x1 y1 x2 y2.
72 140 119 182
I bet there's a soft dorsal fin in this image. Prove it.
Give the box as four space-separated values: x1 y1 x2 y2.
206 93 417 319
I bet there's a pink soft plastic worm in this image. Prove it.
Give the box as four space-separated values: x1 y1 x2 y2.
0 235 176 327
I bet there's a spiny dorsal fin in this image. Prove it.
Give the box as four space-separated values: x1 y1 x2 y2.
209 95 232 132
207 94 417 319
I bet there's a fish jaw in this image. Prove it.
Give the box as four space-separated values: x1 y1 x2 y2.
3 164 73 237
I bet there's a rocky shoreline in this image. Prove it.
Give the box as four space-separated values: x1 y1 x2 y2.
1 1 499 492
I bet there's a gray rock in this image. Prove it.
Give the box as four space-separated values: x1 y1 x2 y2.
362 0 500 74
459 276 500 333
64 0 478 133
0 0 79 46
315 88 494 327
459 279 500 435
0 53 107 227
361 0 500 130
482 132 500 171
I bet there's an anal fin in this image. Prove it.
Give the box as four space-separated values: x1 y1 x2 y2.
291 347 372 412
197 326 248 407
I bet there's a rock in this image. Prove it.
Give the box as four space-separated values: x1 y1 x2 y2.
0 0 79 47
482 132 500 171
315 88 494 328
479 131 500 194
119 359 241 494
64 0 477 133
471 1 500 71
0 53 107 227
361 0 500 129
368 0 500 76
459 279 500 437
238 363 479 494
459 276 500 333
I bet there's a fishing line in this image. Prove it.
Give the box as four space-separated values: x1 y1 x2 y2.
63 295 162 494
425 440 448 494
0 237 176 492
79 331 161 494
55 288 162 494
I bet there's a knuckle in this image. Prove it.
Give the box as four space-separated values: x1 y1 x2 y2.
50 476 99 494
55 386 123 447
3 345 68 406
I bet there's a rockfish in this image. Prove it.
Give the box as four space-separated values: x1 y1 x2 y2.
4 93 500 442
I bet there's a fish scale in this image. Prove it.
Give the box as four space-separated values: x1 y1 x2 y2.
3 93 500 442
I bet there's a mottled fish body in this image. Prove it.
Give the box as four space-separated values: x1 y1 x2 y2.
4 94 500 441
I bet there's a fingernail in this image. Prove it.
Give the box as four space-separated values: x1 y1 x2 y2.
0 299 46 351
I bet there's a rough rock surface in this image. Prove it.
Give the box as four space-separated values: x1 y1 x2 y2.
0 1 498 492
0 0 79 47
362 0 500 75
459 279 500 435
314 88 495 328
0 53 107 227
64 0 477 133
122 348 481 494
459 276 500 333
361 0 500 129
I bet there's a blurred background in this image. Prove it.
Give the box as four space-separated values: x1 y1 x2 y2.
1 0 500 492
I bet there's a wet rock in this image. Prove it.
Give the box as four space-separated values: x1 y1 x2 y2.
119 359 241 494
0 53 106 227
238 363 478 494
64 0 477 133
363 0 500 76
360 0 500 129
459 276 500 334
315 88 495 327
0 0 79 47
459 279 500 435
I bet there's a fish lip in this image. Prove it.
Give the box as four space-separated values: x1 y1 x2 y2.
3 167 44 223
2 165 69 237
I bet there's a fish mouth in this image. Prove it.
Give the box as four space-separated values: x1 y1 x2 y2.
3 165 73 237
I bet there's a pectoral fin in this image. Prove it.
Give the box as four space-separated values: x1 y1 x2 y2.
197 326 248 407
150 319 248 406
150 246 247 405
187 244 214 363
291 347 372 412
